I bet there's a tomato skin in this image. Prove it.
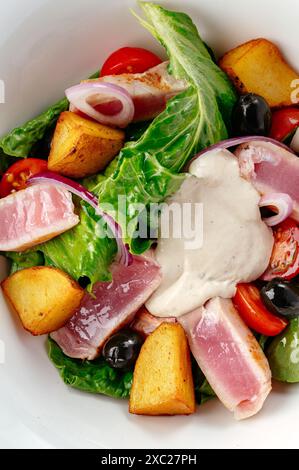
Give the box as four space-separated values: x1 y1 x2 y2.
0 158 48 198
233 283 288 336
270 107 299 142
261 219 299 281
100 47 162 76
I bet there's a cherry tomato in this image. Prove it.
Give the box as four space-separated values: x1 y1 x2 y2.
261 219 299 281
233 283 288 336
100 47 162 76
270 107 299 142
0 158 47 198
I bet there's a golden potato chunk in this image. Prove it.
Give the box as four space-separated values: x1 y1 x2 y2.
2 266 84 335
129 323 195 416
48 111 125 178
219 39 299 107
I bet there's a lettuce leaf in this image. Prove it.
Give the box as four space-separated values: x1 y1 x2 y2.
48 337 133 399
41 204 117 284
136 2 236 139
37 3 237 284
5 251 45 274
256 334 270 351
192 359 216 405
49 337 215 403
198 379 216 405
0 98 69 158
0 71 99 159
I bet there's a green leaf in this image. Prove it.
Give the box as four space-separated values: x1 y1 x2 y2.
192 359 216 405
199 379 216 405
136 2 237 139
125 120 152 142
41 204 117 285
0 71 99 159
98 149 186 245
48 337 133 399
257 334 270 351
5 250 45 274
0 98 69 158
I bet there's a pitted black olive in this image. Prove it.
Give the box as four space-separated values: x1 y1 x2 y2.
261 279 299 319
103 330 143 369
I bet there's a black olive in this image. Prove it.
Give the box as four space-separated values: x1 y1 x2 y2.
261 279 299 319
102 330 143 369
78 276 90 289
232 93 272 136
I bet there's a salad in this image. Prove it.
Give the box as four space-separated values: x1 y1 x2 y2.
1 2 299 420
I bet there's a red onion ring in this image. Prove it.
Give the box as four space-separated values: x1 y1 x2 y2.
259 193 294 227
28 171 133 266
187 136 294 169
187 137 295 227
65 82 135 128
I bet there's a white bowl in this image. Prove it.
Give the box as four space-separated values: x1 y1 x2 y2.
1 0 299 449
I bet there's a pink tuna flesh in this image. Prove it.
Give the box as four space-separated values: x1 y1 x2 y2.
0 183 79 251
81 62 188 122
235 141 299 221
179 297 271 420
51 255 162 360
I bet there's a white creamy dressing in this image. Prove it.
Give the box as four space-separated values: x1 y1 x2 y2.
146 149 274 318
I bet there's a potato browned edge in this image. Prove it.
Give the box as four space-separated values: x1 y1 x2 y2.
1 266 84 335
48 111 125 178
219 38 299 107
129 322 196 416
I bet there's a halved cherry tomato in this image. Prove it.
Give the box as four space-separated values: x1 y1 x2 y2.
270 107 299 142
0 158 48 198
261 218 299 281
100 47 162 76
233 283 288 336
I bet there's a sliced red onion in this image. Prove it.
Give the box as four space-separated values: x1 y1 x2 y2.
259 193 294 227
28 171 133 266
187 135 294 169
65 82 134 128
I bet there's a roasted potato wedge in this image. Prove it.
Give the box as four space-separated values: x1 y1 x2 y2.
2 266 84 335
129 323 195 415
48 111 125 178
219 39 299 107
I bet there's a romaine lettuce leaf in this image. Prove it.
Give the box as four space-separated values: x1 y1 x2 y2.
49 337 215 403
5 251 45 274
42 204 117 284
136 2 236 140
0 98 69 158
192 359 216 405
256 334 270 351
0 71 99 159
36 3 237 284
198 379 216 405
48 337 133 399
